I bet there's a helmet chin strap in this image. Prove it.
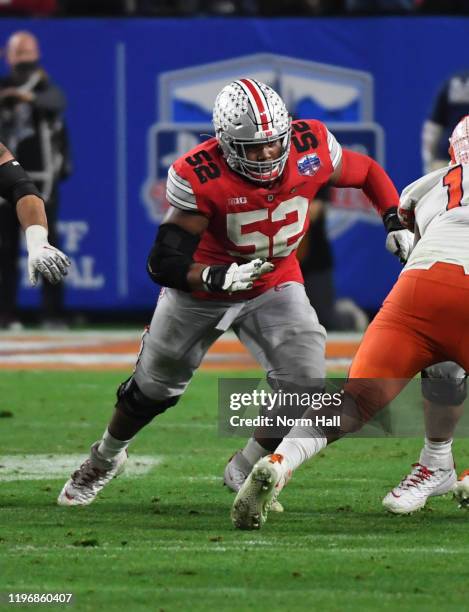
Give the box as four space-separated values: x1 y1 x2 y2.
224 143 287 183
245 165 281 183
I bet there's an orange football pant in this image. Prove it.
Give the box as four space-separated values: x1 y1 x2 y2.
346 262 469 421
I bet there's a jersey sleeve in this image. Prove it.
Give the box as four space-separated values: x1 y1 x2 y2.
166 165 198 212
326 128 342 170
166 162 213 217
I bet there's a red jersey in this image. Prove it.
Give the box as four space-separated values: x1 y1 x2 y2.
166 119 342 300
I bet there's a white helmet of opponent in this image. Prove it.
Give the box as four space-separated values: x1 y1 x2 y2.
449 115 469 165
213 78 291 183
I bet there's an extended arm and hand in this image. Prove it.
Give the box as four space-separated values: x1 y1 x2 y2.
328 148 414 263
0 143 70 285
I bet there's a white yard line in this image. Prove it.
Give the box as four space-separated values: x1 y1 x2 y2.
0 454 162 481
7 544 468 555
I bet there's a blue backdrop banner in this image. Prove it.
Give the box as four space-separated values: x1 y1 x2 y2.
0 17 466 310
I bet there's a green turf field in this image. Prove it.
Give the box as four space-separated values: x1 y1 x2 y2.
1 370 468 611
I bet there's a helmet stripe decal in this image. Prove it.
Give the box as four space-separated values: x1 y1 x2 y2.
237 78 273 132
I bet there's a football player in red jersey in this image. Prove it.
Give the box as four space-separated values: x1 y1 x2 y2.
57 78 409 507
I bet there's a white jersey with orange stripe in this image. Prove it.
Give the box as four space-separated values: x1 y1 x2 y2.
403 163 469 274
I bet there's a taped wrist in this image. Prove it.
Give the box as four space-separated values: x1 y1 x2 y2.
25 225 48 252
382 206 404 233
0 160 42 205
201 264 231 292
146 223 200 292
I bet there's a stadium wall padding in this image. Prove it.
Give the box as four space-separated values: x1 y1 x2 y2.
0 17 466 310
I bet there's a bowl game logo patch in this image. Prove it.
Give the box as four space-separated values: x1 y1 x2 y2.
297 153 321 176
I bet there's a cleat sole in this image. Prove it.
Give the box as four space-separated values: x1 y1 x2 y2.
231 462 280 530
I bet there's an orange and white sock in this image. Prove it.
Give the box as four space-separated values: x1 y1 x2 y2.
274 426 327 472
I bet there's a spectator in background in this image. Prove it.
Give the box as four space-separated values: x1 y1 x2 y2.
58 0 127 15
127 0 340 16
345 0 416 12
258 0 341 15
0 31 71 329
0 0 57 15
128 0 258 16
419 0 469 13
422 70 469 174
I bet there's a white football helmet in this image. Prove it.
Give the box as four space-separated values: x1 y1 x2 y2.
213 78 291 183
449 115 469 165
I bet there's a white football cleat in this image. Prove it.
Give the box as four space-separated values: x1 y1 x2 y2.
57 442 127 506
382 462 457 515
453 469 469 509
224 450 253 492
231 454 289 530
224 450 284 512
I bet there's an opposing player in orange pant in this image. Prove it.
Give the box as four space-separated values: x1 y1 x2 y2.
337 118 469 445
232 115 469 529
348 115 469 405
348 261 469 391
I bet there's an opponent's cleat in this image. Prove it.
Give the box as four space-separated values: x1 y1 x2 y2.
224 450 284 512
382 462 457 515
453 469 469 509
57 442 127 506
231 454 289 530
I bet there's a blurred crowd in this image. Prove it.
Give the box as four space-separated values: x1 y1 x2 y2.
0 0 468 17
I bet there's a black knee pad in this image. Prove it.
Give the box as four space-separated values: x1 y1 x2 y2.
421 365 468 406
116 377 180 422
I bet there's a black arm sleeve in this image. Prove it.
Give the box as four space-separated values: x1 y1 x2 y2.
0 160 42 206
147 223 201 292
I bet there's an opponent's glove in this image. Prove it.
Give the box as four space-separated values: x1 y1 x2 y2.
382 206 414 264
25 225 71 286
201 258 274 293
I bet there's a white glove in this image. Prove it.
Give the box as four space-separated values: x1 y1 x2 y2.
202 258 274 293
25 225 71 286
385 229 414 264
